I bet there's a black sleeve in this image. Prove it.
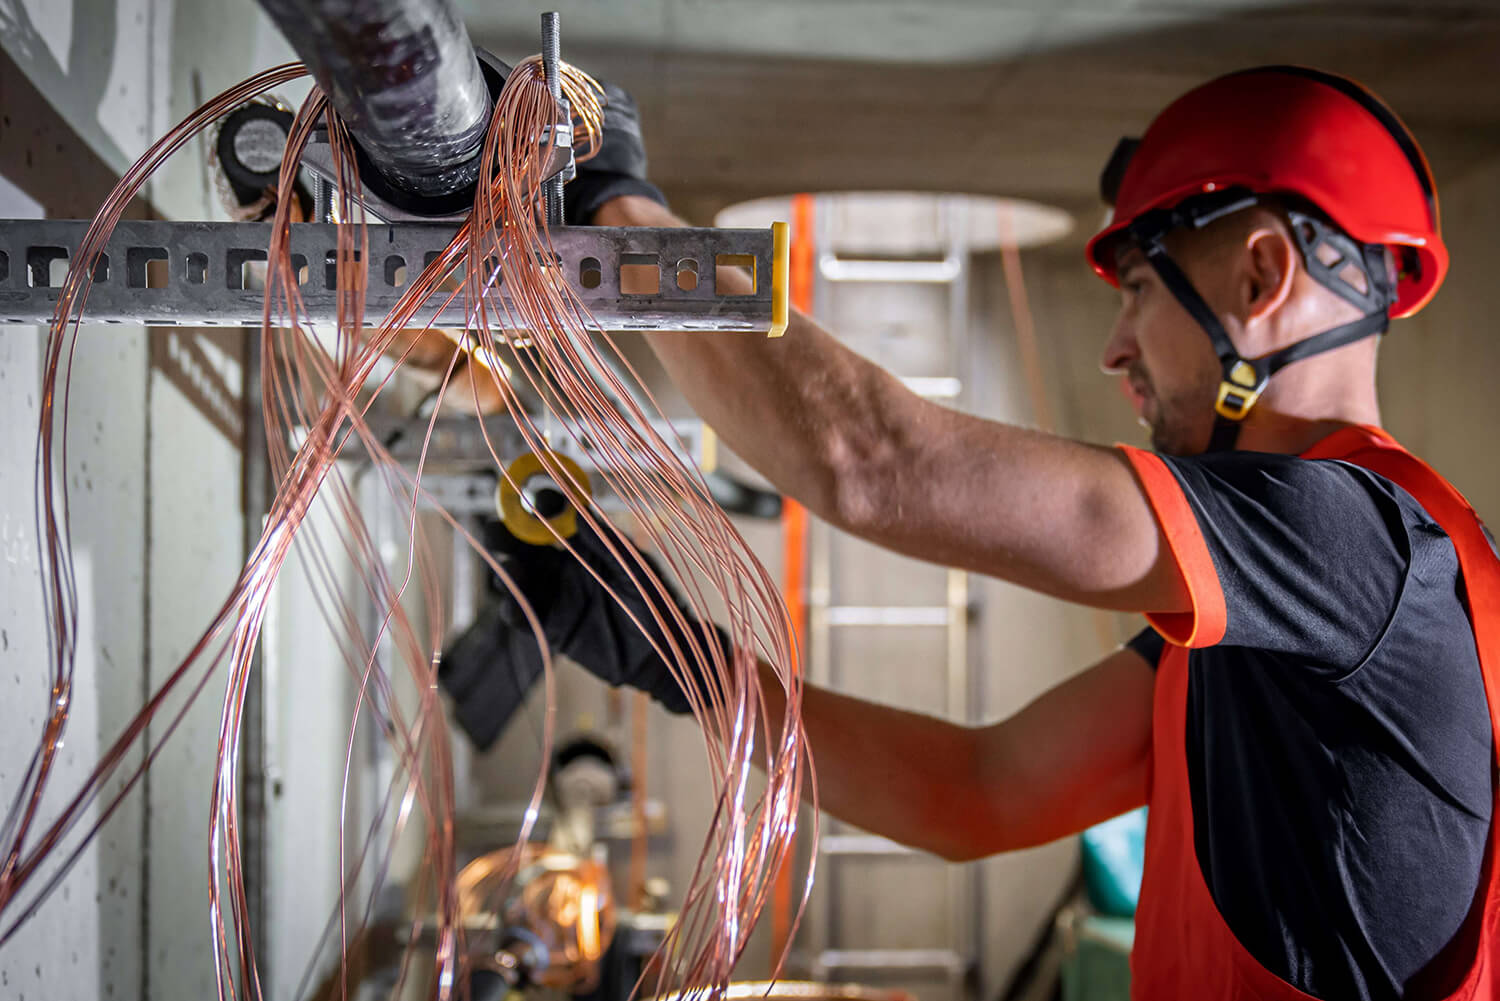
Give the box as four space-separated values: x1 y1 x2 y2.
1126 625 1167 670
1155 452 1410 676
438 603 545 751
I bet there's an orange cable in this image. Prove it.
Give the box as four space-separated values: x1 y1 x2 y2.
997 206 1117 654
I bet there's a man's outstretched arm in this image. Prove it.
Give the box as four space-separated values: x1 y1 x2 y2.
750 645 1156 862
597 195 1188 614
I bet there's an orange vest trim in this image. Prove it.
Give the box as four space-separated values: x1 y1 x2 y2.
1119 445 1228 648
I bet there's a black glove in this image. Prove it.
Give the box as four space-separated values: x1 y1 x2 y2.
487 516 728 714
564 81 669 226
438 601 546 751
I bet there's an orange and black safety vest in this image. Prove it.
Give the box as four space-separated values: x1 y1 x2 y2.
1132 425 1500 999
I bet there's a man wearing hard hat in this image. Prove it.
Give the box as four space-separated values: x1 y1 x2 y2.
476 67 1499 1000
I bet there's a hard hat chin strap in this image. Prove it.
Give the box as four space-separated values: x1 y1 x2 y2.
1127 190 1395 452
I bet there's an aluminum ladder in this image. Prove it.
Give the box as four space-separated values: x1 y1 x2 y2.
801 195 981 1001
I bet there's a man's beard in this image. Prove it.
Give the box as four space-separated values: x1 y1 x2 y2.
1132 362 1213 456
1149 412 1193 456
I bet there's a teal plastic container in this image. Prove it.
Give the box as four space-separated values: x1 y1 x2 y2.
1080 807 1147 918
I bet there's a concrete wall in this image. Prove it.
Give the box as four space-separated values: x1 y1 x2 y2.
0 174 147 1001
1 1 296 997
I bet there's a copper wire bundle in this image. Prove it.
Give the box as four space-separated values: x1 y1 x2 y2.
2 55 814 1001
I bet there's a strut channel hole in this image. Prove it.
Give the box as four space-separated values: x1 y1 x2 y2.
27 246 68 288
715 254 756 295
579 256 602 290
228 249 268 290
620 253 659 295
128 247 169 288
385 255 407 287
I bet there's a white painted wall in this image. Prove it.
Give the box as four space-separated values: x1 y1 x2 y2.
142 349 246 1000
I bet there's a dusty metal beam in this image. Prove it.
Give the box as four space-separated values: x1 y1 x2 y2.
0 220 784 334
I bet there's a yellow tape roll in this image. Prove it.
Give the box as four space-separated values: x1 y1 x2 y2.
497 451 593 546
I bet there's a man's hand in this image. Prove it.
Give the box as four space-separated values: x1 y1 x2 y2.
487 515 728 714
564 82 669 226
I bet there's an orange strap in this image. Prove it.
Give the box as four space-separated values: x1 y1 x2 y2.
769 192 816 972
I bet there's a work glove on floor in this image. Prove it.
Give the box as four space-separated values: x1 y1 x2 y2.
564 81 668 225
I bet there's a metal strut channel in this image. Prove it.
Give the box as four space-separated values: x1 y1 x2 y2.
0 220 787 334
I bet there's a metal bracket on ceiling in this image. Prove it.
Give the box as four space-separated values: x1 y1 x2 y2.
291 47 574 225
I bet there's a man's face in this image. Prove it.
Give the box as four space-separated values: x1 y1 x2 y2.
1100 246 1223 456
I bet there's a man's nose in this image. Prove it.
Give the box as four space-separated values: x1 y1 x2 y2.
1100 317 1137 375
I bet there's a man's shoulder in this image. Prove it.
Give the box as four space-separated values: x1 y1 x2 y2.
1166 443 1465 534
1156 446 1423 532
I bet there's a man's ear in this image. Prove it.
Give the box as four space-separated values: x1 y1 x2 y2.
1242 226 1296 324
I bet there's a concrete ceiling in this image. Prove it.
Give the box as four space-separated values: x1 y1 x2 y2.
463 0 1500 241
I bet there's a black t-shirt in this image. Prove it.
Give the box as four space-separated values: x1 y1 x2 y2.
1124 449 1492 1001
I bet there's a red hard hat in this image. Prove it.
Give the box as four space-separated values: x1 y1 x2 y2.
1086 66 1446 319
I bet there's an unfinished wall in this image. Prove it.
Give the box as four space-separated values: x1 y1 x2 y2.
1 0 297 997
0 173 148 1001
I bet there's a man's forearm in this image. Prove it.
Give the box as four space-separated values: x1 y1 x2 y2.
751 661 994 862
748 648 1154 863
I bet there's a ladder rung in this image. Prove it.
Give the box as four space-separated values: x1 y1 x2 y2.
819 834 919 857
819 254 961 285
813 948 967 977
825 606 952 627
899 376 962 399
